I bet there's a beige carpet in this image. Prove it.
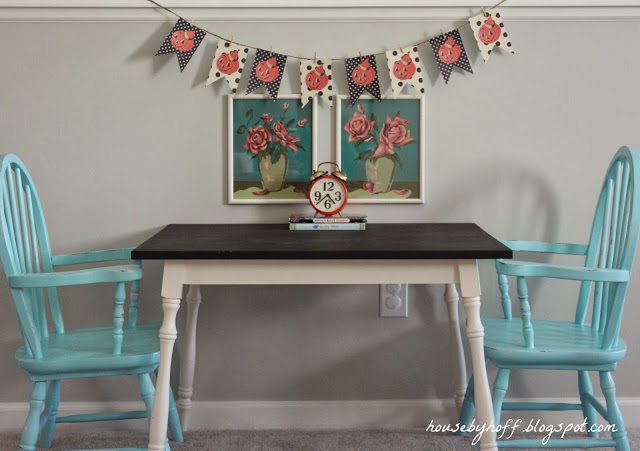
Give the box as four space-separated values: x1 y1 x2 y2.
1 428 639 450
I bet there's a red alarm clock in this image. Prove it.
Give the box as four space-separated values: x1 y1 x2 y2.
308 162 348 216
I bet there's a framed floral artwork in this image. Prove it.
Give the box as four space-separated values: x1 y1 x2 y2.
228 95 317 204
335 95 425 204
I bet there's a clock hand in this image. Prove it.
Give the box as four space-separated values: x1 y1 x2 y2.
316 194 336 205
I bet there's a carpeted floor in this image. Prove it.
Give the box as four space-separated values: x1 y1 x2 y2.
1 428 639 451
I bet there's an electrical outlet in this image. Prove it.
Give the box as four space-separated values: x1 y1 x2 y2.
379 284 408 317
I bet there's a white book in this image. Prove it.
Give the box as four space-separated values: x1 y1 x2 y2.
289 223 366 231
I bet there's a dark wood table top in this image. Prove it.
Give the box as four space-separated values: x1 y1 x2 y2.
131 223 512 260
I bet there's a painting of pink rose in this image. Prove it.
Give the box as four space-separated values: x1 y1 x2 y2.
344 112 374 143
261 113 273 125
273 120 301 152
338 97 423 203
231 96 316 203
242 125 272 154
371 115 414 158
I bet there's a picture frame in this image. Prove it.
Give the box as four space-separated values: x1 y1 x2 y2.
335 95 425 204
228 94 318 204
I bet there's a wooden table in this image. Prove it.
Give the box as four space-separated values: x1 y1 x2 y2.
132 223 512 451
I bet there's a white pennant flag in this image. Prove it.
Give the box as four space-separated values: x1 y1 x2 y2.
469 8 514 63
206 39 250 93
300 59 334 108
385 46 425 98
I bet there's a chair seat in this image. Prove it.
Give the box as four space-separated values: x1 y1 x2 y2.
482 316 626 369
16 322 161 380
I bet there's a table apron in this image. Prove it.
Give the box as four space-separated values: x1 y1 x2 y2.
160 259 481 299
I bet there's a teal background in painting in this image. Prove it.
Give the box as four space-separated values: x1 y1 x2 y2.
340 99 421 182
233 98 313 182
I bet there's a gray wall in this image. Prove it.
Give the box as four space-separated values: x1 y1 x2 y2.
1 16 639 410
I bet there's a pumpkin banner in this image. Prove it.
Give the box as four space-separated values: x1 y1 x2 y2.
385 46 425 98
345 55 382 105
155 18 206 72
246 48 288 101
300 58 334 108
148 0 516 102
429 30 473 84
206 39 250 93
469 7 514 63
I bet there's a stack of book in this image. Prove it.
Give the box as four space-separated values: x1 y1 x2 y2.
289 215 367 230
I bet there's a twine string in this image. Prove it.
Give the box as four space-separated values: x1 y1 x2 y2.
147 0 509 61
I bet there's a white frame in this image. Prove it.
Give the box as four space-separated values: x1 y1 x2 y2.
228 94 318 204
335 94 425 204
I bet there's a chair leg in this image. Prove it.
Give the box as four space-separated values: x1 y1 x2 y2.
168 385 184 443
578 371 598 438
456 374 475 436
139 373 155 422
600 371 630 451
39 380 61 448
139 373 177 451
154 368 184 443
20 382 46 451
492 368 510 427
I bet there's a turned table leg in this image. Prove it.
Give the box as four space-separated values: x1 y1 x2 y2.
177 284 202 431
444 283 467 413
148 297 181 451
458 261 497 451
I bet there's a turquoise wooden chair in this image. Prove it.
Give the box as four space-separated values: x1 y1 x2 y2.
457 146 640 450
0 154 183 450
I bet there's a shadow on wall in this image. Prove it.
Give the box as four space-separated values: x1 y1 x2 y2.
176 283 457 401
431 158 612 400
280 325 453 400
429 157 561 242
280 290 457 401
125 24 173 77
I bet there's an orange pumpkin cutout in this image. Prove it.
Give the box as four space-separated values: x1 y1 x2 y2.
171 30 195 52
392 53 416 81
438 36 462 64
216 50 240 75
478 16 501 45
351 59 375 87
255 57 280 83
305 65 329 91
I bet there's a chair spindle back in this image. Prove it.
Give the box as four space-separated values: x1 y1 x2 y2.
0 154 62 360
495 147 640 351
577 146 640 348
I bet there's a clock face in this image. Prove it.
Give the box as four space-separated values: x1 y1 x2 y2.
309 175 348 215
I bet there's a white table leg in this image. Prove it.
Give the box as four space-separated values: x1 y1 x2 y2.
148 297 181 451
444 284 467 413
177 284 202 431
458 261 497 451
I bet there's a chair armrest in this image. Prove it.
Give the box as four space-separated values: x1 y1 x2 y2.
8 264 142 288
500 240 588 256
496 260 629 282
51 248 136 267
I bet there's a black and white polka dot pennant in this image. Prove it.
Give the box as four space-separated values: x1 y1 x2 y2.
246 49 287 101
385 46 426 98
155 18 206 72
206 39 250 93
300 59 334 108
469 8 514 63
345 55 382 105
429 30 473 84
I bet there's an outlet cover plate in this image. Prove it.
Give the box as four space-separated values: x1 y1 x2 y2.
380 284 408 317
